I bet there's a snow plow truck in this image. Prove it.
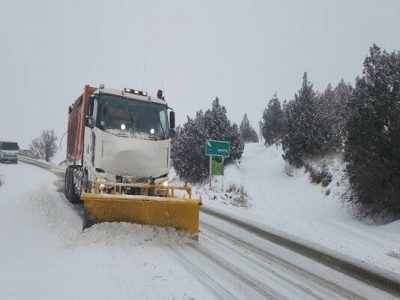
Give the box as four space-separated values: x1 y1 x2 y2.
64 85 201 237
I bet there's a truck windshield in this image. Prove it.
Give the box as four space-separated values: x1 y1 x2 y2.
1 142 19 150
96 94 169 140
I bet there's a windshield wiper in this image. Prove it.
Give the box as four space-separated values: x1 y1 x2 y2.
151 108 166 139
123 97 135 130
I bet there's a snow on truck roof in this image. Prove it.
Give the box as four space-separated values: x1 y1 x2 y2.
94 88 168 106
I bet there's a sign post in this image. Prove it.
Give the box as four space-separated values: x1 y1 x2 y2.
209 156 212 189
205 140 230 190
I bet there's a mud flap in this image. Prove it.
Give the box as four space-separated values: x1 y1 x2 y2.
81 193 201 237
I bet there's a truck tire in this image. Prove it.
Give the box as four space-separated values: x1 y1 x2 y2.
68 168 80 204
65 167 70 200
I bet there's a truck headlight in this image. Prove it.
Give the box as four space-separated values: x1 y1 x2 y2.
162 180 168 187
96 178 106 183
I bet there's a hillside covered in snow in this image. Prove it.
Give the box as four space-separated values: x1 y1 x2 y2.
184 143 400 276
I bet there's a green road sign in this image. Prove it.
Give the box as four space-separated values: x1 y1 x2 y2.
211 157 224 175
205 140 230 157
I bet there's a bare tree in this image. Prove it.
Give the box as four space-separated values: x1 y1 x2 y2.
30 129 58 162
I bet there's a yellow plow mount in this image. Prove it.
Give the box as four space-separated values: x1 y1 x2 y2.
81 183 202 237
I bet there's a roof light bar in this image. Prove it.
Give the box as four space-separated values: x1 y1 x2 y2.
124 88 148 97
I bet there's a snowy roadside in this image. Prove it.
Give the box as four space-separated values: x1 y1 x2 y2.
171 143 400 278
13 147 400 284
0 163 213 300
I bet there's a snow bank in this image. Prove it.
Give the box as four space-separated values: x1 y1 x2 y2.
190 143 400 276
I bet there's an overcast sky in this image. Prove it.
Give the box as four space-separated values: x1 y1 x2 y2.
1 0 400 153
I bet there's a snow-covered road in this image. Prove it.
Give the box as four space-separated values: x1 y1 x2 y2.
0 162 397 299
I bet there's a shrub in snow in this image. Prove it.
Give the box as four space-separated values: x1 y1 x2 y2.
283 162 294 177
171 97 244 182
259 94 284 146
225 183 250 207
344 45 400 220
305 164 332 187
239 113 259 143
387 250 400 260
281 72 343 167
29 129 58 162
195 183 250 208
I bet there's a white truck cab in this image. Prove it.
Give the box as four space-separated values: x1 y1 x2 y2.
66 86 175 200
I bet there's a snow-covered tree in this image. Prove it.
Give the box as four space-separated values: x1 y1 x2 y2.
259 94 283 146
240 113 259 143
315 83 343 152
29 129 58 162
171 114 208 182
333 79 353 142
202 98 244 160
344 44 400 219
282 72 339 166
171 97 244 182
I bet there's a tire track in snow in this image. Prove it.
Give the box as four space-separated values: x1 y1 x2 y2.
167 245 241 300
201 206 400 298
169 241 287 300
187 243 286 300
201 222 364 300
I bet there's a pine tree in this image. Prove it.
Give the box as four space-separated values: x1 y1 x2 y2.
334 79 353 142
316 83 342 153
282 72 322 166
171 114 208 182
260 94 283 146
344 45 400 219
240 113 259 143
171 97 244 182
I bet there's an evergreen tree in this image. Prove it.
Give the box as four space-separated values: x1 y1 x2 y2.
281 72 330 166
344 45 400 219
334 79 353 142
171 97 244 181
316 83 342 152
260 94 283 146
240 113 259 143
171 115 208 182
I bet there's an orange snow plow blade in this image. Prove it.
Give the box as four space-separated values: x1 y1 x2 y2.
81 183 201 237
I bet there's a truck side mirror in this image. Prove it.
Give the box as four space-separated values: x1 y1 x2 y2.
89 95 95 116
169 129 176 138
169 111 175 129
86 115 94 128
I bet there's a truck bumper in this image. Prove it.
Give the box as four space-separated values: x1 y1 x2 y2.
0 157 18 163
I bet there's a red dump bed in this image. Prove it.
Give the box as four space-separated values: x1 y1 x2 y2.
66 85 97 162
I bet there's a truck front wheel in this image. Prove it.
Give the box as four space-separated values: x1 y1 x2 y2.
64 168 70 200
66 166 80 204
69 168 80 204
